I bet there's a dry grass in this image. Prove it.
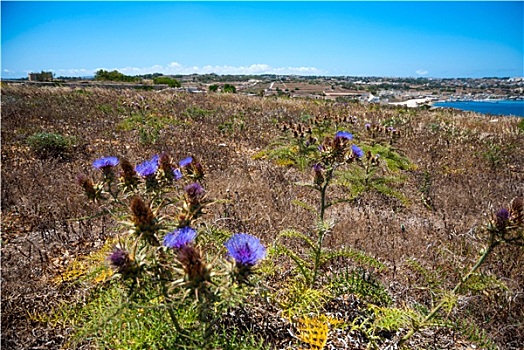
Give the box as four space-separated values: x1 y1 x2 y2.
1 84 523 349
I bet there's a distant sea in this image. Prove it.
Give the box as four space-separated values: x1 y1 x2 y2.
432 100 524 117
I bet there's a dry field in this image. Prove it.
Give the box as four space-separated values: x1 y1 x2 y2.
1 84 523 349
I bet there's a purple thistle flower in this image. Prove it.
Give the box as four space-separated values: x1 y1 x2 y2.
313 163 324 185
93 156 119 170
497 208 510 220
108 247 132 273
135 156 159 177
365 123 371 130
225 233 266 266
179 156 193 167
351 144 364 159
334 131 353 141
164 226 197 249
496 208 510 231
150 154 160 164
185 182 205 200
173 168 183 180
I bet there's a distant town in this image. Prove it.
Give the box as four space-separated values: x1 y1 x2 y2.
5 71 524 108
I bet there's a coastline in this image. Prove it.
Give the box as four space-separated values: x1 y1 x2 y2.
431 99 524 117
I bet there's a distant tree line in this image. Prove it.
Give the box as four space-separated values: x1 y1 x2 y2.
94 70 182 87
95 70 140 82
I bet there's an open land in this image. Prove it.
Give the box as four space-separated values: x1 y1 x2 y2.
1 82 524 349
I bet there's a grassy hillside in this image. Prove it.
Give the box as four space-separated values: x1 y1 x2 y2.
2 84 523 349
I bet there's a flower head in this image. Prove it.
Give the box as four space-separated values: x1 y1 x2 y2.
164 226 197 249
365 123 371 130
76 174 97 200
179 156 193 167
495 208 510 231
135 156 159 177
108 247 132 272
185 183 205 202
510 196 523 224
120 158 139 189
351 144 364 159
130 196 158 243
225 233 266 266
173 168 183 180
334 131 353 141
158 152 171 171
93 156 119 170
313 163 324 186
176 245 210 285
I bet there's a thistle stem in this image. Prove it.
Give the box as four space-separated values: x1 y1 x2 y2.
399 237 499 346
312 169 332 287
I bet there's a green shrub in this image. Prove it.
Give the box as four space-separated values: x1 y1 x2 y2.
26 132 74 159
152 76 181 88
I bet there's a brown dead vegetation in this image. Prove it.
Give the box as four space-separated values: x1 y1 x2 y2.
1 84 523 349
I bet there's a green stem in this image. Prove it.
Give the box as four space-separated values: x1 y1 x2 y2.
399 238 499 346
312 169 332 287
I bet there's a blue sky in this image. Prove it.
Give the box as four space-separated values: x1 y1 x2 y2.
2 1 523 78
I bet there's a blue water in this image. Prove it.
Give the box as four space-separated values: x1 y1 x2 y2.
433 100 524 117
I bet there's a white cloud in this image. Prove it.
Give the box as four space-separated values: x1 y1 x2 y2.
54 68 94 76
102 62 325 76
416 69 429 76
2 62 325 78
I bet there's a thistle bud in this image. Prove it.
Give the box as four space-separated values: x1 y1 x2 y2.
313 163 325 186
509 197 523 224
108 247 134 275
120 158 139 190
76 174 97 200
158 152 174 182
130 196 159 244
495 208 510 232
177 245 211 286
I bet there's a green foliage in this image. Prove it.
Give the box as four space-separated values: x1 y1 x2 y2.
218 114 245 135
95 69 140 82
26 131 75 159
117 113 185 145
328 268 392 306
183 106 213 121
276 226 385 289
419 170 434 210
208 84 219 92
406 258 445 290
209 327 271 350
56 282 182 349
96 103 115 115
223 83 237 93
368 304 421 334
254 136 318 171
518 118 524 133
152 76 181 88
459 272 508 295
482 141 503 170
276 279 329 318
456 319 498 350
336 165 408 204
367 143 413 172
